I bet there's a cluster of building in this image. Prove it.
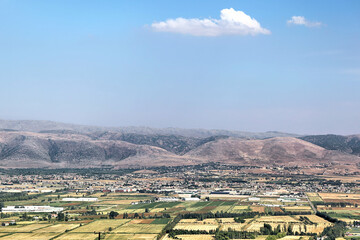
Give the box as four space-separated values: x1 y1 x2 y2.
1 206 64 213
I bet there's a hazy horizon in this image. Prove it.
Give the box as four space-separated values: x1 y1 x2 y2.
1 0 359 135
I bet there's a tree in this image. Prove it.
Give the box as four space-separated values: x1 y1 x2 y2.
109 211 119 219
57 212 65 221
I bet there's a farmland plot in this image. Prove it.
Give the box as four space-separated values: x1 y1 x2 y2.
174 223 218 232
0 232 60 240
104 233 158 240
71 219 130 232
114 223 165 234
34 223 80 233
0 223 50 233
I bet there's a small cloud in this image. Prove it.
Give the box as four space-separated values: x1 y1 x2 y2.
287 16 322 27
151 8 270 37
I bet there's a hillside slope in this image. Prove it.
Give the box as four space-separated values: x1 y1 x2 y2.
185 137 360 168
300 135 360 156
0 131 359 172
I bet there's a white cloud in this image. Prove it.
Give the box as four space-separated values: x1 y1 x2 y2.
287 16 322 27
151 8 270 37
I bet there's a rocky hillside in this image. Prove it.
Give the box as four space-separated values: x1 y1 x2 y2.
186 137 359 167
0 130 359 172
300 134 360 156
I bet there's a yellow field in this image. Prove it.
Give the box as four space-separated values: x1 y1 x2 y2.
319 193 360 200
217 218 235 223
52 232 102 240
306 193 319 197
179 219 217 224
72 219 130 232
104 233 158 239
244 215 332 234
257 216 300 223
220 223 246 231
172 235 214 240
179 219 198 223
101 200 140 205
0 232 59 240
174 223 218 232
0 223 50 233
281 236 310 240
34 223 80 233
284 206 312 211
150 208 165 213
114 223 165 234
162 234 214 240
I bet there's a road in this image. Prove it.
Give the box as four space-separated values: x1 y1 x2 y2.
306 194 317 213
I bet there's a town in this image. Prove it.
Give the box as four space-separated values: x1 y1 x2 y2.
0 164 359 240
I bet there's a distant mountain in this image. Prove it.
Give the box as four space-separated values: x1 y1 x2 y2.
186 137 359 166
0 130 359 173
88 132 228 155
0 119 359 173
300 134 360 156
0 119 300 139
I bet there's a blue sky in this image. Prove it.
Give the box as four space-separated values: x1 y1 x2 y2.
1 0 359 134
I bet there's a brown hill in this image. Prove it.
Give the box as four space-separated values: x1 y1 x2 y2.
0 131 359 172
185 137 360 167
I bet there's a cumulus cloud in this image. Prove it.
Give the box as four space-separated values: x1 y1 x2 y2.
151 8 270 36
287 16 322 27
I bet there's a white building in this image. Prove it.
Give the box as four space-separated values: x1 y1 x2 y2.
2 206 63 213
184 197 200 201
248 197 261 201
157 197 179 202
62 198 98 202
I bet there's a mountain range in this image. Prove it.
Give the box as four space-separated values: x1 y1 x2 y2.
0 119 359 173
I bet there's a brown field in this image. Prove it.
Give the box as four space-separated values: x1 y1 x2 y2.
63 202 82 206
251 206 265 213
319 193 360 200
129 219 154 224
317 206 360 211
323 199 360 204
202 206 217 211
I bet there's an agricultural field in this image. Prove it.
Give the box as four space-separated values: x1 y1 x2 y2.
0 172 354 240
242 215 332 234
163 234 214 240
71 219 130 232
306 193 323 202
0 223 51 233
283 206 312 212
175 219 219 232
114 222 166 234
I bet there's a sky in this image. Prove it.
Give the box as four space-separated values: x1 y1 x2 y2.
1 0 360 135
